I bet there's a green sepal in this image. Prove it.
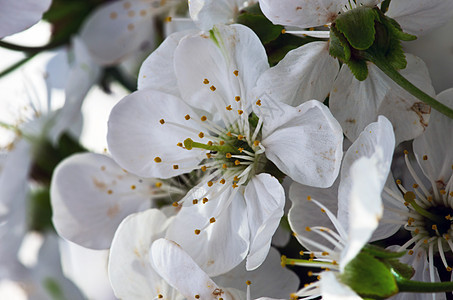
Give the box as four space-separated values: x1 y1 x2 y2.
329 27 351 62
340 252 399 298
381 14 417 42
346 58 368 81
387 259 415 280
28 187 53 232
363 244 406 259
335 7 378 50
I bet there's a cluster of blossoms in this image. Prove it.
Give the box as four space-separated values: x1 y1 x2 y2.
1 0 453 299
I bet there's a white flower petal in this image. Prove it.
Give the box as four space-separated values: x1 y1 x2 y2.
245 174 285 271
261 100 343 188
108 209 171 299
79 0 157 65
107 89 203 178
340 156 384 271
189 0 249 30
288 179 341 250
213 247 299 299
174 24 268 115
413 88 453 185
166 185 250 277
254 42 338 106
386 0 453 36
320 271 361 300
330 55 434 145
150 238 221 300
259 0 347 28
51 153 150 249
0 0 51 38
138 30 197 95
49 38 100 144
337 116 394 239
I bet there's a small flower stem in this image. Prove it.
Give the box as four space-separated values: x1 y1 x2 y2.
396 275 453 293
0 53 38 78
403 192 445 224
366 54 453 119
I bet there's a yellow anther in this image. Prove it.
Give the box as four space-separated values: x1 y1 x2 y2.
201 166 207 172
427 196 433 202
159 119 165 124
158 294 163 299
198 132 204 138
203 78 209 84
423 155 428 160
234 176 239 181
305 226 311 231
447 267 452 272
100 166 106 171
235 160 241 166
226 105 232 111
307 271 313 276
235 96 241 102
423 239 428 244
154 157 162 163
332 260 338 265
210 85 216 91
232 183 238 188
246 280 251 286
440 190 447 195
177 142 183 147
413 184 419 188
432 225 438 230
194 229 201 235
238 110 244 115
206 141 213 146
222 164 227 169
403 150 409 155
220 179 226 184
253 140 259 147
307 196 312 201
172 202 179 207
107 190 113 195
309 27 314 31
193 199 198 204
203 197 208 204
226 153 232 158
173 165 179 169
396 179 402 184
281 29 286 34
256 99 261 106
237 134 244 140
210 217 216 223
201 116 207 121
404 202 409 206
155 182 162 188
299 251 304 256
165 16 172 22
280 255 287 267
130 185 136 190
185 114 190 120
226 131 232 137
207 181 213 187
233 70 239 76
414 228 420 234
206 153 212 158
322 252 329 256
219 140 225 145
408 250 414 255
321 208 326 213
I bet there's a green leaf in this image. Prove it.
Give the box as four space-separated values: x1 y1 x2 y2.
363 244 406 259
335 7 378 50
346 58 368 81
387 259 415 280
237 13 284 44
340 252 399 298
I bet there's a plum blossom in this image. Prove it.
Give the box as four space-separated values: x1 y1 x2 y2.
286 116 395 298
255 0 453 144
107 24 343 275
